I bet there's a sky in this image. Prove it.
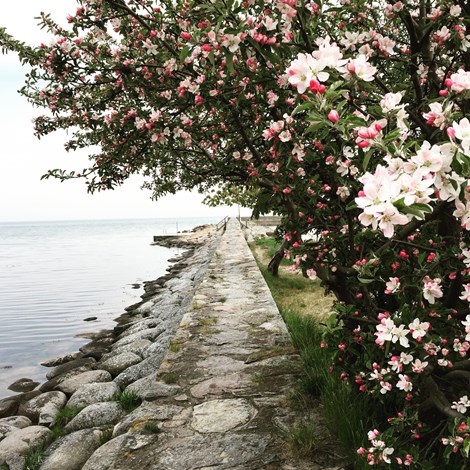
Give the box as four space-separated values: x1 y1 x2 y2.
0 2 249 222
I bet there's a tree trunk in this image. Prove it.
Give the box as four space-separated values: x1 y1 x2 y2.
267 239 290 276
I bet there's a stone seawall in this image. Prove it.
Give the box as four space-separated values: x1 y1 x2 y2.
0 219 343 469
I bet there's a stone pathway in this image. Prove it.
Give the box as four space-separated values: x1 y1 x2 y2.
85 218 343 469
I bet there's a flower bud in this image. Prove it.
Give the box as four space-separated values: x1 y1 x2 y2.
328 110 339 123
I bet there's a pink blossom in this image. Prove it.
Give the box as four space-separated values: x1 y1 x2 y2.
412 359 428 373
346 54 377 81
460 284 470 302
408 318 430 339
446 69 470 93
396 374 413 391
385 277 400 294
422 276 443 304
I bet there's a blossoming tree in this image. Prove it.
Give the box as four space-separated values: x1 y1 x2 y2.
2 0 470 465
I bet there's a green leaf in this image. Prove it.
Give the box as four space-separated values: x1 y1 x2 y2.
179 45 190 63
226 52 234 75
304 122 325 134
357 277 375 284
462 438 470 458
362 148 373 171
292 102 314 115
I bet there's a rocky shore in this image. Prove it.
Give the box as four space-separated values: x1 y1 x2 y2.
0 224 220 470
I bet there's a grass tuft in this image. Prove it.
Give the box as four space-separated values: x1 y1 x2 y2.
23 443 48 470
144 422 161 434
161 373 178 384
286 421 322 457
114 390 142 412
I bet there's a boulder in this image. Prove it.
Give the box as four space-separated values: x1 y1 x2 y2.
41 352 84 368
0 391 41 419
112 402 183 437
0 399 17 419
82 434 157 470
125 375 180 401
113 355 164 389
64 402 126 433
99 352 142 376
66 382 120 409
0 452 25 470
101 339 151 361
46 357 96 380
7 378 39 393
40 428 104 470
18 391 67 425
0 416 31 429
56 370 112 395
0 425 52 456
39 367 94 393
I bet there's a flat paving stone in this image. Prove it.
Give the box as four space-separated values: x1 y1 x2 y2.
191 398 256 433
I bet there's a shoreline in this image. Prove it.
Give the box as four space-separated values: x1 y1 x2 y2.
0 225 215 418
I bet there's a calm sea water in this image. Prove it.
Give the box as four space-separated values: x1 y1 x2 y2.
0 217 220 398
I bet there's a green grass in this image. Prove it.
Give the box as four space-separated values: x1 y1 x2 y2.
161 373 178 384
114 390 142 412
168 340 181 353
50 406 84 437
286 421 323 457
144 422 161 434
252 242 372 467
99 428 114 446
24 443 48 470
254 237 289 265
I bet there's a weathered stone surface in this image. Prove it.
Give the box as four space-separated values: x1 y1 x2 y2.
39 366 97 393
0 416 32 437
56 370 112 395
112 402 183 437
82 434 157 470
46 357 96 380
99 352 142 376
66 382 120 409
0 415 31 430
0 425 52 456
102 339 151 361
0 423 18 440
0 399 18 419
41 351 83 368
7 378 40 393
125 375 180 400
190 373 251 399
196 355 247 375
121 433 272 470
0 452 25 470
64 402 126 433
191 398 256 433
18 391 67 425
0 391 42 420
113 355 164 389
40 428 104 470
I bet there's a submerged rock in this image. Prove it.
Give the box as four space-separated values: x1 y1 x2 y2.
7 378 39 393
